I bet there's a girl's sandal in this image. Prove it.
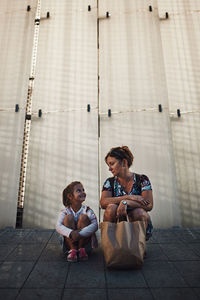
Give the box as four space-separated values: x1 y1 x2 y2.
67 249 78 262
78 248 88 261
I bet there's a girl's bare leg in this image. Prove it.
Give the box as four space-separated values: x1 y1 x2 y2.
77 214 91 248
63 215 77 250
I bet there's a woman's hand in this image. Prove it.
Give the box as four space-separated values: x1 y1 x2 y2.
69 230 80 242
116 201 127 219
137 197 150 206
127 195 150 206
127 195 142 201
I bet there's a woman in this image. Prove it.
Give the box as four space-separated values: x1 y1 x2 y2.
100 146 153 239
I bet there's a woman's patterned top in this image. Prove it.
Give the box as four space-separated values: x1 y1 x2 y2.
102 173 152 196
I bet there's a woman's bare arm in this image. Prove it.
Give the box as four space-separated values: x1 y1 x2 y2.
126 190 153 211
100 189 153 211
141 189 153 211
100 190 129 209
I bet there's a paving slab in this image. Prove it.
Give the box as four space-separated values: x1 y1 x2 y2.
63 288 107 300
151 287 199 300
159 242 200 261
142 261 188 287
0 288 19 300
152 230 182 243
145 244 168 261
173 261 200 287
174 229 200 243
0 231 29 244
16 288 63 300
48 231 61 244
0 245 17 261
0 261 34 288
188 243 200 256
106 269 147 288
88 247 105 264
193 288 200 298
65 262 106 288
6 243 45 262
107 288 154 300
24 262 69 288
39 243 65 262
22 230 53 244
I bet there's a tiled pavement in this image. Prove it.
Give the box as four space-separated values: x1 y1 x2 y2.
0 227 200 300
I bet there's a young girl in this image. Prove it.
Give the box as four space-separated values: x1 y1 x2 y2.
56 181 98 262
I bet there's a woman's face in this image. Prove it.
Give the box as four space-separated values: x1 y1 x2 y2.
106 156 122 177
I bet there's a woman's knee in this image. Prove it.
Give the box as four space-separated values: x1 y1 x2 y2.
103 204 118 221
105 204 118 216
132 208 149 222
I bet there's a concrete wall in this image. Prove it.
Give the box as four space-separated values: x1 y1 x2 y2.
0 0 199 228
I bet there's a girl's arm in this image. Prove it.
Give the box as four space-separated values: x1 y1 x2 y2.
56 210 73 237
79 209 98 238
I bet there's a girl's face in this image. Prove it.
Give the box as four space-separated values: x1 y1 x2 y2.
106 156 122 177
72 183 86 203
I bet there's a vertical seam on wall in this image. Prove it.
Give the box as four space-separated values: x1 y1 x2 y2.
157 0 182 226
97 0 101 222
16 0 41 228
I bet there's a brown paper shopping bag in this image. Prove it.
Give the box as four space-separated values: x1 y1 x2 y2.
100 220 146 269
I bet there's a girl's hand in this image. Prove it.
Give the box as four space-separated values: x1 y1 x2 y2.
116 201 127 219
69 230 80 242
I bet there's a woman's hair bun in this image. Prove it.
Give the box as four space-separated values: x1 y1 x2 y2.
105 145 134 167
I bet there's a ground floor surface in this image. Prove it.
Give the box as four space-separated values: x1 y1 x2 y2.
0 227 200 300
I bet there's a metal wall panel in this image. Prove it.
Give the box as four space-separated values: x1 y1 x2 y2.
31 0 98 112
157 0 200 16
23 0 98 228
99 0 181 227
0 0 36 228
99 0 168 112
170 115 200 226
99 112 180 228
23 111 99 228
158 0 200 226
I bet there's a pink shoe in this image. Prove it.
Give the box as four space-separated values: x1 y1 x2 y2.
78 248 88 261
67 249 77 262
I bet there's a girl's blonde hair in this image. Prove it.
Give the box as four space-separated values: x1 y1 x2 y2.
62 181 81 207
